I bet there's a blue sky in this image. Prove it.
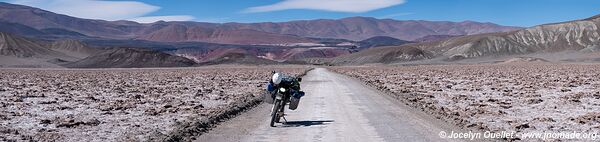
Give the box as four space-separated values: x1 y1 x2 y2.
4 0 600 27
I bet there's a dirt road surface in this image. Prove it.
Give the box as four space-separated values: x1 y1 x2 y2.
195 68 465 142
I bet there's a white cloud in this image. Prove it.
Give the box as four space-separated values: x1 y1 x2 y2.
11 0 158 20
129 15 195 23
244 0 406 13
9 0 195 22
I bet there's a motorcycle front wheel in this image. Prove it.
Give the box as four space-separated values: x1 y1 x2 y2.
270 99 281 127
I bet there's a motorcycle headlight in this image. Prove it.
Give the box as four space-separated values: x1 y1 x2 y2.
279 88 286 92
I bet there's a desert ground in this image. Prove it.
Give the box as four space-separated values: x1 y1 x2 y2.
0 66 310 141
3 63 600 141
330 63 600 140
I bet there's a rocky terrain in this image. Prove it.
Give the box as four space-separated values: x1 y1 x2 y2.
332 64 600 140
0 66 310 141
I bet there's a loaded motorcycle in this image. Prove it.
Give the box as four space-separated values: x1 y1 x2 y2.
267 77 303 127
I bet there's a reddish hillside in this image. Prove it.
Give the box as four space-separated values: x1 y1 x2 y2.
223 17 521 41
139 26 313 44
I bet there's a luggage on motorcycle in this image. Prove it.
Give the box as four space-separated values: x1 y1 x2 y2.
266 83 275 92
263 92 274 104
292 91 304 98
264 83 276 104
289 97 300 110
289 91 304 110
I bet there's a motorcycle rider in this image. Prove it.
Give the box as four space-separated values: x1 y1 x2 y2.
266 71 304 109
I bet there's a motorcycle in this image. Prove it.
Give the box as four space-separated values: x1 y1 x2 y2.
269 78 303 127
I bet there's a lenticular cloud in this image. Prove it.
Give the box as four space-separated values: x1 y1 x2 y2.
11 0 160 20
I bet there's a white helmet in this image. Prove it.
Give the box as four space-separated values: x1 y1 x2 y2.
272 73 282 85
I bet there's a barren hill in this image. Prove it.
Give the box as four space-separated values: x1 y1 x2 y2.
0 32 82 67
431 16 600 59
0 32 68 58
0 32 197 68
66 48 197 68
331 14 600 65
331 45 432 65
49 39 101 58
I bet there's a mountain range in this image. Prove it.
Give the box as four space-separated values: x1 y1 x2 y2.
330 14 600 65
2 2 598 67
0 2 519 44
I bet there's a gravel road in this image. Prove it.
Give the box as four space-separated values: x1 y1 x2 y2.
195 68 466 142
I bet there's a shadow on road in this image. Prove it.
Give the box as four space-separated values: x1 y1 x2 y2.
281 120 334 127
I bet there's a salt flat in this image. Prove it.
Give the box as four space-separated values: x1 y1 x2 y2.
0 66 309 141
